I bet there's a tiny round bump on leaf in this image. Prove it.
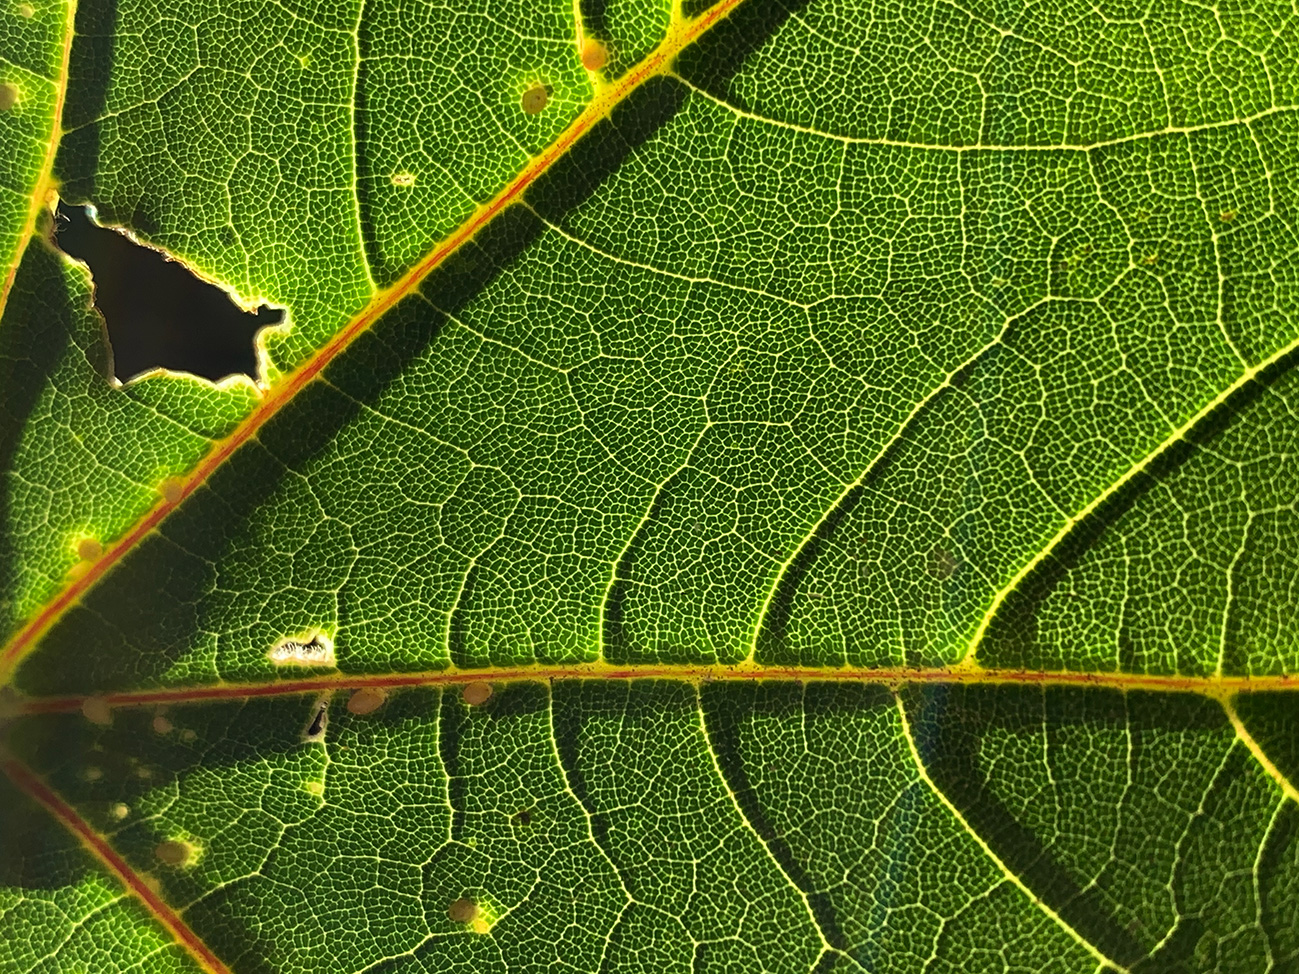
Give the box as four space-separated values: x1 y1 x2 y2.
462 682 493 706
448 898 478 923
77 538 102 560
152 715 173 735
81 696 112 725
154 840 191 866
581 40 607 70
0 84 17 111
521 84 549 114
347 687 386 715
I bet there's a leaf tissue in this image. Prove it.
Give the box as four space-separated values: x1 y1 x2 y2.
1 0 1298 970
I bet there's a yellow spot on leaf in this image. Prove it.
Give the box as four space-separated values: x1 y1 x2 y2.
391 172 415 187
581 39 607 71
0 84 17 112
462 681 493 706
521 84 550 114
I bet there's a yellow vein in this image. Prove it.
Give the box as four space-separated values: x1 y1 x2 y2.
1223 697 1299 805
0 0 77 322
893 694 1132 974
745 300 1033 662
693 682 862 972
0 0 748 685
967 332 1299 662
675 78 1296 154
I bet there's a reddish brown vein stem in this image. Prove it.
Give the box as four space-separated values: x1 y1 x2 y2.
0 756 233 974
10 663 1299 715
0 0 745 684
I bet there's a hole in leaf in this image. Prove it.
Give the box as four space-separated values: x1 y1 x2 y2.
52 202 282 383
462 682 493 707
269 632 335 666
447 898 478 923
511 808 534 827
305 701 328 738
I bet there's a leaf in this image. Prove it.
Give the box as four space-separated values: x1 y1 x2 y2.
2 0 1299 970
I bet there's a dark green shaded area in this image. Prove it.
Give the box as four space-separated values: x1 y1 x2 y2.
0 774 203 973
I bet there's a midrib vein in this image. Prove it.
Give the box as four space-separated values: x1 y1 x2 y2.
12 662 1299 714
0 0 746 684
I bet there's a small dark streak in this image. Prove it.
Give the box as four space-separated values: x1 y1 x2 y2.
306 703 326 738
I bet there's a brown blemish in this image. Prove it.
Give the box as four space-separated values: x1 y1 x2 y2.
152 715 174 735
1219 210 1236 222
462 682 493 707
160 478 184 504
110 802 130 820
0 84 17 112
77 538 103 560
511 808 533 827
346 687 386 715
154 840 191 866
581 39 607 71
521 84 550 115
81 696 112 726
447 898 478 923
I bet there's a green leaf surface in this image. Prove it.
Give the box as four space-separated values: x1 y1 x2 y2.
2 0 1299 969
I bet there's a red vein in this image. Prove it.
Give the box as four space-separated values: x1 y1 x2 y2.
0 0 78 321
0 0 745 684
0 756 233 974
11 662 1299 714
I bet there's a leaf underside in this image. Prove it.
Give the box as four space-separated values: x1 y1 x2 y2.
1 0 1299 970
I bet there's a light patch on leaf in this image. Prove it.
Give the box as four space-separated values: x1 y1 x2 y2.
268 632 335 666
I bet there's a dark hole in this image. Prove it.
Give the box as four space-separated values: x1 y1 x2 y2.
53 202 282 383
306 704 326 737
511 808 533 827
